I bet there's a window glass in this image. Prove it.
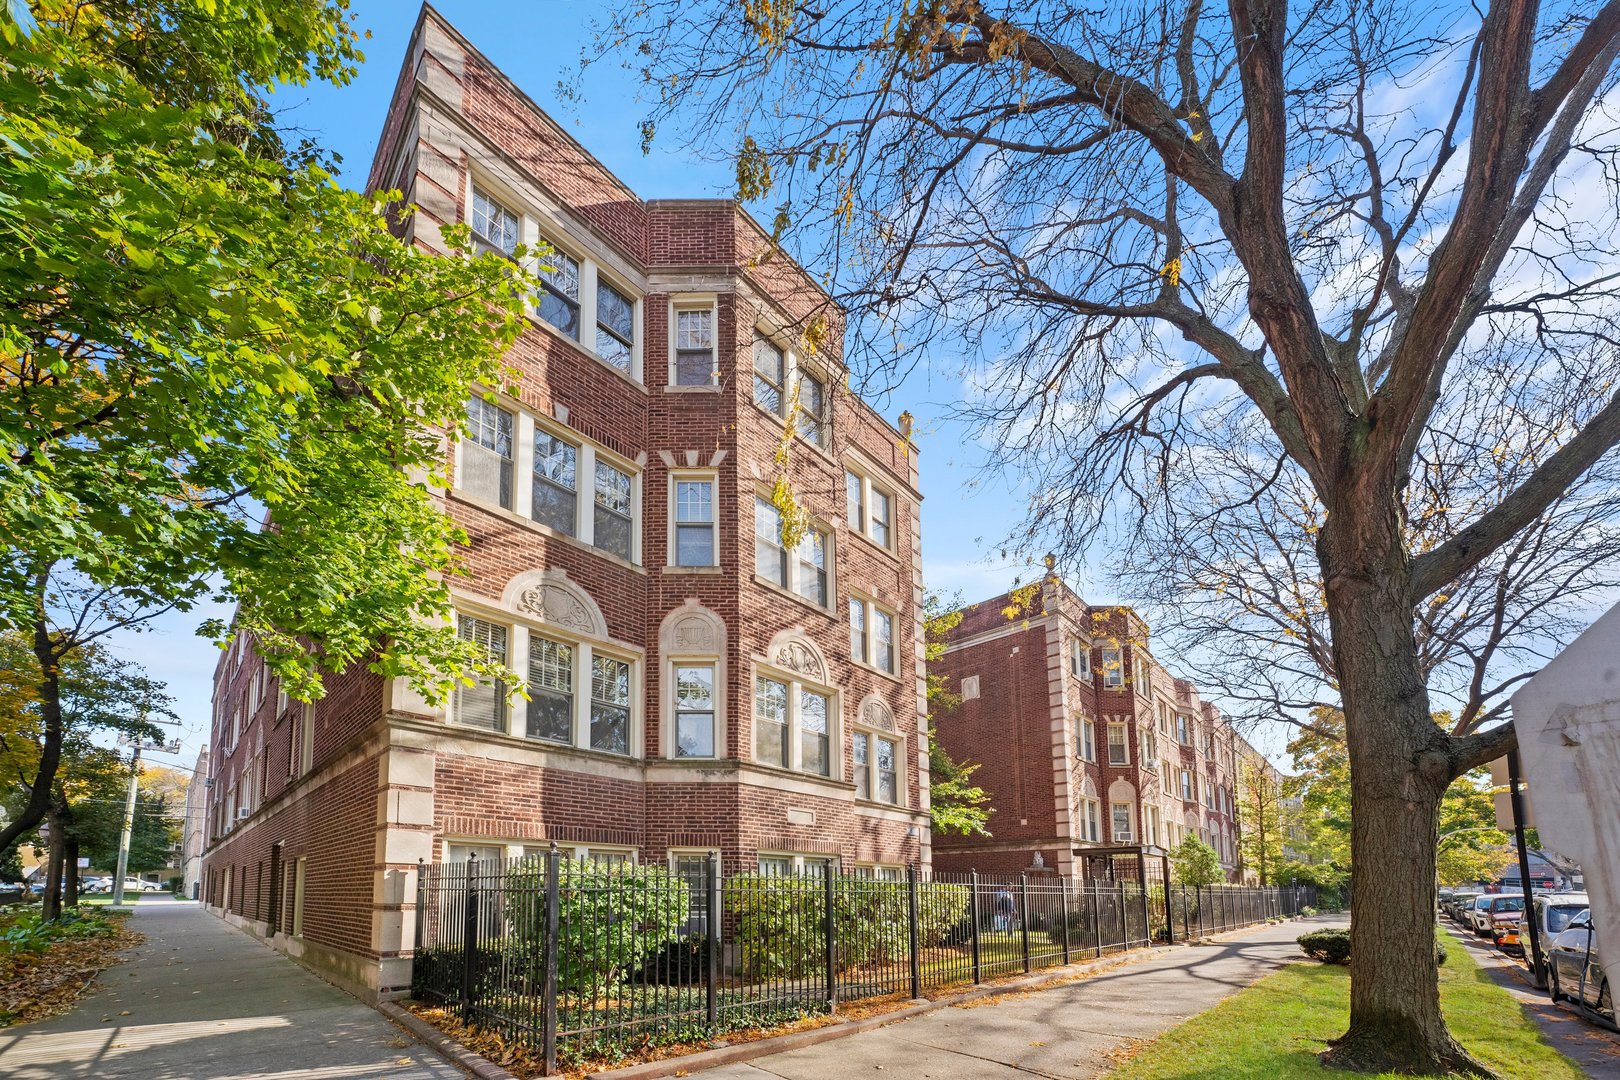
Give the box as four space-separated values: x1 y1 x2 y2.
526 636 573 744
853 731 870 800
1112 803 1133 842
799 689 829 776
754 497 787 587
797 369 827 445
876 736 897 804
1102 648 1123 687
754 676 789 767
471 188 519 255
589 655 631 754
753 336 785 413
537 247 580 339
849 598 867 663
532 432 577 534
463 397 514 509
675 479 715 566
758 855 792 876
795 529 828 607
674 664 715 757
455 616 507 731
874 609 895 673
593 461 633 560
1107 722 1129 765
869 489 891 547
596 280 635 372
846 471 863 530
676 308 715 385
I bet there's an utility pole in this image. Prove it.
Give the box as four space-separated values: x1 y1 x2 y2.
110 741 142 907
1506 750 1546 987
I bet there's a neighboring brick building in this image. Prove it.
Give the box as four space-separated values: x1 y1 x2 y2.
931 577 1269 883
198 6 928 998
180 745 209 900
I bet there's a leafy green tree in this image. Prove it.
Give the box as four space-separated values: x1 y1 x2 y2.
1170 837 1223 887
1236 759 1287 887
0 1 533 853
921 592 992 837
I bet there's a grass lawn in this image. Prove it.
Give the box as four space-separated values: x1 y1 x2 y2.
1109 930 1584 1079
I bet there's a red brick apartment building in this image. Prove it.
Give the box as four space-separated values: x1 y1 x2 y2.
199 6 928 998
931 578 1274 883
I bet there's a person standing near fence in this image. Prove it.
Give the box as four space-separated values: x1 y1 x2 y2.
994 886 1015 932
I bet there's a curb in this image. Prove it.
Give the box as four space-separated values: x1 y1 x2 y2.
586 944 1183 1080
378 1001 520 1080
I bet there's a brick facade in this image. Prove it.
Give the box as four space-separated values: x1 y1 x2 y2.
199 6 928 999
931 578 1269 883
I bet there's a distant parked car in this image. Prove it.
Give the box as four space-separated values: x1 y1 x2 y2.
1464 895 1499 935
1548 909 1614 1026
1512 893 1589 971
1445 891 1482 922
1481 895 1527 946
0 881 25 904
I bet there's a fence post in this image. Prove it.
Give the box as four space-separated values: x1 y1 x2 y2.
414 858 427 954
1018 872 1031 973
1140 875 1152 946
1059 879 1071 965
822 861 838 1013
542 843 560 1076
459 853 479 1023
969 870 982 984
1093 878 1103 957
907 865 922 999
706 852 720 1028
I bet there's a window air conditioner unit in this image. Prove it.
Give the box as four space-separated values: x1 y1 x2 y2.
1144 756 1160 769
237 807 251 820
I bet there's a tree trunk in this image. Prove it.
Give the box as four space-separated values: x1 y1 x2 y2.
0 604 65 856
42 804 66 922
64 836 80 908
1317 515 1487 1075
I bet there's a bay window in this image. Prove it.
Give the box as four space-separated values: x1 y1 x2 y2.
754 496 831 607
753 673 835 778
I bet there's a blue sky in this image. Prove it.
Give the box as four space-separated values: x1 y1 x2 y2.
118 0 1096 772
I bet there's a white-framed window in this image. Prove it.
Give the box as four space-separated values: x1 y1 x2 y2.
531 431 577 535
524 634 573 745
471 186 520 256
758 853 838 876
454 615 508 731
753 334 786 414
595 278 636 374
1157 701 1169 733
1180 769 1194 801
1078 798 1102 843
844 467 896 549
754 496 830 607
1111 802 1134 843
536 244 581 340
1139 728 1157 764
672 475 717 567
753 673 833 777
589 654 632 754
796 365 828 446
1135 653 1150 696
593 460 634 561
1107 722 1129 766
1145 804 1161 847
1071 639 1091 681
673 663 717 758
1101 648 1123 688
462 396 514 510
854 864 903 881
848 596 896 673
853 728 901 804
1176 713 1191 745
1076 716 1096 763
674 304 717 385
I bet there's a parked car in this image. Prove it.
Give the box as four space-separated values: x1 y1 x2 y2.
0 881 26 904
1463 894 1500 934
1511 892 1589 968
1446 891 1482 922
1480 894 1527 946
1548 909 1614 1026
79 876 112 894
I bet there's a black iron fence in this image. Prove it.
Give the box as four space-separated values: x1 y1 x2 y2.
412 851 1321 1073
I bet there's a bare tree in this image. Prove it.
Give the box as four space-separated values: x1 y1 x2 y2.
606 0 1620 1070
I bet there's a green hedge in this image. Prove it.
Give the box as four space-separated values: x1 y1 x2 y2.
1297 927 1449 968
727 875 969 980
502 859 690 993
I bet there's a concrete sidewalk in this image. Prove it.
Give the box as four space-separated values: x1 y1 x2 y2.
695 915 1348 1080
0 898 457 1080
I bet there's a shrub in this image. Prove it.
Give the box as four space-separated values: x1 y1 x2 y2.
502 858 690 993
1300 905 1318 917
1297 927 1449 968
1298 927 1352 964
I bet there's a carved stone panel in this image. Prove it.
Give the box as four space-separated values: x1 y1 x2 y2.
858 695 896 732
